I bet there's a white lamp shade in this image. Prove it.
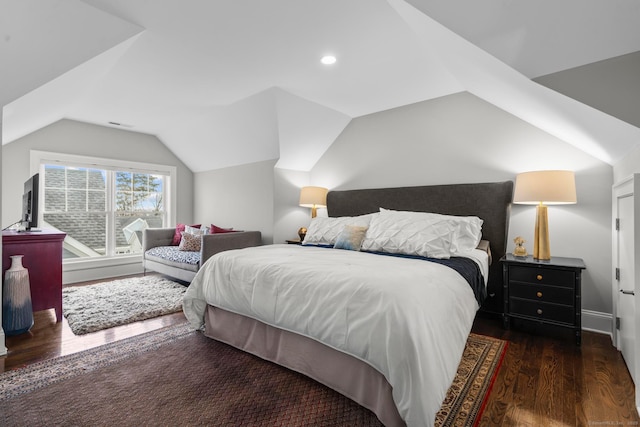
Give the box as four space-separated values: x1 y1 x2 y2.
513 170 577 205
299 186 328 208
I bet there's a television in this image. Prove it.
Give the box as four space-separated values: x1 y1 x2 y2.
22 173 40 231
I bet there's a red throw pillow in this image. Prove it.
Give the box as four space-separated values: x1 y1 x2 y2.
211 224 236 234
171 224 201 245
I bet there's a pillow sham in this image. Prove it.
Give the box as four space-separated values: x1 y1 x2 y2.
302 214 376 246
379 208 483 255
333 225 368 251
178 231 201 251
361 210 454 259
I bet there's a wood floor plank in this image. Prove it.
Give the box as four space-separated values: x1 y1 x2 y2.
534 339 561 424
589 332 639 424
560 339 579 426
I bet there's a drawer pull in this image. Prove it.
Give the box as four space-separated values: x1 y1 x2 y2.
536 274 543 281
536 291 543 298
537 309 543 315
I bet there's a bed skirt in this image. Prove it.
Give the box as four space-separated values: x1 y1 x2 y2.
204 305 405 427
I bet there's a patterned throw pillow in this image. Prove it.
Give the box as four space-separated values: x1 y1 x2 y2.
171 224 201 245
333 225 368 251
178 231 201 252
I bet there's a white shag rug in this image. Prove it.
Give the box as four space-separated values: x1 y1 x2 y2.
62 276 187 335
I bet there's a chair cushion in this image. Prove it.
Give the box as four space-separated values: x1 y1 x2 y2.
145 246 200 272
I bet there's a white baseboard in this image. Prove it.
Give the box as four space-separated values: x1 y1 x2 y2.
63 256 144 284
0 330 6 356
582 309 613 339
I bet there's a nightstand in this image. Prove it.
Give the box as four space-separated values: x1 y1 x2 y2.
501 254 586 345
286 239 302 245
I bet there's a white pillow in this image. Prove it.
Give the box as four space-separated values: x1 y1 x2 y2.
185 225 204 236
361 209 454 259
302 214 376 246
449 215 483 253
377 208 483 255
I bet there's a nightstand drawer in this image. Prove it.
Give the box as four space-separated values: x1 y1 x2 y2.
509 282 574 305
510 298 575 325
509 265 575 287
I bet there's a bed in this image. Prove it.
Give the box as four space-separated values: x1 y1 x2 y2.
183 181 513 426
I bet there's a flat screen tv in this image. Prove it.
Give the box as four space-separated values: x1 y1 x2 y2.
22 173 39 231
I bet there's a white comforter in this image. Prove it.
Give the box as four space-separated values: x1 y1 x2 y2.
183 244 484 426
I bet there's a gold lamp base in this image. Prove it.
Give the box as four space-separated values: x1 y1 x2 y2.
533 204 550 260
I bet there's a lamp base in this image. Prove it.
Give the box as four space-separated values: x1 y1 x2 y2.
533 204 551 260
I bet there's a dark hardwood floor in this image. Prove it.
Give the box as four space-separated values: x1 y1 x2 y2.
1 277 638 426
1 273 187 373
1 307 186 373
473 315 639 426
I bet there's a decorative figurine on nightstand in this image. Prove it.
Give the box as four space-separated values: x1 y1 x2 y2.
513 236 528 257
298 227 307 241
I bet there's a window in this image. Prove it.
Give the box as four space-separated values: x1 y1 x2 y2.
32 151 175 260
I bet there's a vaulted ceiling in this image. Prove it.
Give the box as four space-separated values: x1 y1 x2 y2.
2 0 639 172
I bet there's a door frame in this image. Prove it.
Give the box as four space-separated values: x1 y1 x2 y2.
612 174 640 415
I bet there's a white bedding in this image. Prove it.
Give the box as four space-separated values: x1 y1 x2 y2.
183 244 486 426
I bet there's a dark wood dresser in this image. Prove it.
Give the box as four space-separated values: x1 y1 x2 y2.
501 254 586 345
2 229 67 322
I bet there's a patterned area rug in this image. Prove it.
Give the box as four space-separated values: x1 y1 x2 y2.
62 275 187 335
435 333 507 426
0 323 506 426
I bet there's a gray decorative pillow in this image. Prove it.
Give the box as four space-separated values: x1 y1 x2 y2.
178 231 201 252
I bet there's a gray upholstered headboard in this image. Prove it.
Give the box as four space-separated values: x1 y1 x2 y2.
326 181 514 314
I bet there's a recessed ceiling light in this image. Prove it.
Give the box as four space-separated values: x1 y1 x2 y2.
321 55 336 65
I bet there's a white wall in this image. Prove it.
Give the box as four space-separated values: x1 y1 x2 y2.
309 92 613 316
273 167 314 244
193 163 318 245
193 159 277 244
614 145 640 183
1 119 195 283
1 119 194 228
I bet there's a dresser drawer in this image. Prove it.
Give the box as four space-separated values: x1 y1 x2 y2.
509 282 574 305
509 298 575 325
509 265 575 287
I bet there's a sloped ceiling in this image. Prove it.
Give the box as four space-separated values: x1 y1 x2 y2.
2 0 640 172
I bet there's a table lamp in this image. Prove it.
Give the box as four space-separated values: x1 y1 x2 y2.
513 170 577 260
299 186 328 218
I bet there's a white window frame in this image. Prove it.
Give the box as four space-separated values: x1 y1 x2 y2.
30 150 177 267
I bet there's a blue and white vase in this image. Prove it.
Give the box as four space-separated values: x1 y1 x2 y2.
2 255 34 336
